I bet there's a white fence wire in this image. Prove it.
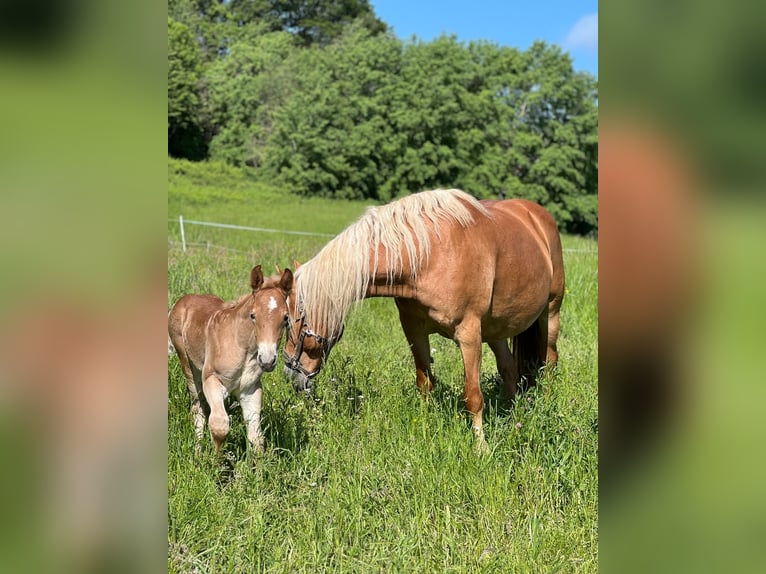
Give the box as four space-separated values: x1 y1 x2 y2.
169 216 597 254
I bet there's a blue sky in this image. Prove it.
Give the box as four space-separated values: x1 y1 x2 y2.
370 1 598 77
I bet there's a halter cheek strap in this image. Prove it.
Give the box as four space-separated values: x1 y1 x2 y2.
283 313 338 380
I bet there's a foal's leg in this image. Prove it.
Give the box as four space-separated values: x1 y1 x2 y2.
395 299 434 394
202 373 229 454
188 366 209 449
172 342 207 446
238 381 265 453
455 318 486 452
488 339 517 400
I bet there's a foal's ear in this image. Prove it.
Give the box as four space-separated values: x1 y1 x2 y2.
293 259 301 270
280 268 294 294
250 265 264 291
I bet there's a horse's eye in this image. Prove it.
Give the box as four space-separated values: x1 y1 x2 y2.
250 312 256 320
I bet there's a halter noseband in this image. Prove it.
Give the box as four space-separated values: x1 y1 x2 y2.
283 311 338 380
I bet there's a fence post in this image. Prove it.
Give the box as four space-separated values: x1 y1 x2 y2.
179 215 186 252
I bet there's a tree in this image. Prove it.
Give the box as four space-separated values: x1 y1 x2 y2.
205 32 297 166
165 3 599 234
490 42 598 232
267 0 387 46
264 26 403 199
168 17 207 160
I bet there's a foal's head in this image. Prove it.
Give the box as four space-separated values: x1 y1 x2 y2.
249 265 293 372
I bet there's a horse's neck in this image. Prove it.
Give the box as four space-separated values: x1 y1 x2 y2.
359 244 418 298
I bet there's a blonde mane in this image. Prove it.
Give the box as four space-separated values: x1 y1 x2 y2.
295 189 489 339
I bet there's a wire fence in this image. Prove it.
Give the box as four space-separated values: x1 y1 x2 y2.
168 216 598 255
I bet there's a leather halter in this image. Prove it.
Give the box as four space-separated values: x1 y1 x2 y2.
282 310 339 380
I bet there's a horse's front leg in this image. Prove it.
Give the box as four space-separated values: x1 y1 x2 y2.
455 318 487 452
238 381 265 453
202 372 229 454
395 299 434 394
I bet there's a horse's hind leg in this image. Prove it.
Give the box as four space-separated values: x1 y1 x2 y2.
513 311 549 390
547 252 565 366
547 291 563 366
547 305 561 366
488 339 517 400
395 299 434 394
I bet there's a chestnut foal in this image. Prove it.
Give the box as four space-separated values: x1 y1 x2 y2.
168 266 292 454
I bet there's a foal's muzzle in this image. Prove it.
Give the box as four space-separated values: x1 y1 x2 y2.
259 355 278 372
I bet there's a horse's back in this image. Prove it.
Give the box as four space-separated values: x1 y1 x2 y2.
469 199 565 332
483 199 559 243
483 198 564 294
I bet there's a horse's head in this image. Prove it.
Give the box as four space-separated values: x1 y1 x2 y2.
249 265 292 372
282 264 343 391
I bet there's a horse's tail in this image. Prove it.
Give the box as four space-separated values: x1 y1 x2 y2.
512 313 548 390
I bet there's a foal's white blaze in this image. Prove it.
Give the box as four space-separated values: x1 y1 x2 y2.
267 296 277 313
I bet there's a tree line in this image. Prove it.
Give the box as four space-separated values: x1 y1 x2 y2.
169 0 598 234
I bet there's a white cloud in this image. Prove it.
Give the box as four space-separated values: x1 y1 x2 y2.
565 13 598 53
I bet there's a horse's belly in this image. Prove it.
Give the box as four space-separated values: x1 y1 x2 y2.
481 299 548 340
481 317 536 341
416 287 547 340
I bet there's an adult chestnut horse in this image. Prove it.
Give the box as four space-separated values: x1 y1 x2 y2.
283 189 564 448
169 266 293 453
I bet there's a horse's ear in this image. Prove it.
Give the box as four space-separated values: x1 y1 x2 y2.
274 263 282 274
293 259 301 270
280 268 294 294
250 265 264 292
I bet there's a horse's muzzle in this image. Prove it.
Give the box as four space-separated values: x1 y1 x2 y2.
283 365 312 392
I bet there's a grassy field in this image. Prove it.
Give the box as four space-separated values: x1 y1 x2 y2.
167 159 598 572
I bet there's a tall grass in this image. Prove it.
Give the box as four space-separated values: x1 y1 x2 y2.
168 163 598 572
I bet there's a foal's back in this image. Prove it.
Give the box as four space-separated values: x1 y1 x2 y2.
168 294 225 370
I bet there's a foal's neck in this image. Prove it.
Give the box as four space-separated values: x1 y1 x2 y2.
224 293 257 350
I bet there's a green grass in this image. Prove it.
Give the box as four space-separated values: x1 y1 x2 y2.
168 161 598 572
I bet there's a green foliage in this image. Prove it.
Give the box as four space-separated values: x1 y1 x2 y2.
166 2 599 234
264 26 404 200
266 0 387 47
383 36 484 197
168 17 207 159
206 32 298 166
167 172 598 571
498 43 599 233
